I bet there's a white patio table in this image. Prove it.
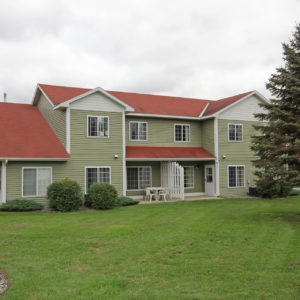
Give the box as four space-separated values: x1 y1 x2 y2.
147 187 167 201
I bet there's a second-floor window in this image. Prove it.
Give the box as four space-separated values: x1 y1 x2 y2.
228 124 243 141
174 124 190 142
88 116 109 138
130 121 147 141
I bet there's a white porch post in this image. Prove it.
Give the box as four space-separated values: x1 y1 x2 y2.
1 160 7 203
214 117 220 196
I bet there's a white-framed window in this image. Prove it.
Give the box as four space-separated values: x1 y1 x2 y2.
87 115 109 138
85 167 111 193
129 121 148 141
228 165 245 188
228 124 243 142
174 124 190 142
22 167 52 197
127 166 151 190
183 166 194 189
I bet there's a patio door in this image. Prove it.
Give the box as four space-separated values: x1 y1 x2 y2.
205 164 215 196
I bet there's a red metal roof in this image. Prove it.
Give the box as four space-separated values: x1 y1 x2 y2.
39 84 253 117
0 103 70 159
126 146 215 159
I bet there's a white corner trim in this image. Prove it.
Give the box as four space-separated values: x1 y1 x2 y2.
66 107 71 153
122 112 126 196
1 160 7 203
214 117 220 196
53 87 135 112
199 103 210 117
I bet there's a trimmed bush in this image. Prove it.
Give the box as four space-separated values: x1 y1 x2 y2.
0 199 43 212
47 178 83 212
88 183 117 209
116 196 139 206
256 177 292 198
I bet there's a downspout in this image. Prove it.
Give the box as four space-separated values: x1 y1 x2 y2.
214 118 220 196
1 160 7 203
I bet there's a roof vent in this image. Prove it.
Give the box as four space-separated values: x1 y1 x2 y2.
3 93 7 102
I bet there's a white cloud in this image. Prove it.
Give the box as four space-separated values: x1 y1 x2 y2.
0 0 299 103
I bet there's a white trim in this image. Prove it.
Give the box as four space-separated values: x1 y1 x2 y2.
126 158 215 161
0 158 69 161
184 192 206 197
129 121 148 141
84 166 112 194
66 107 71 153
126 166 152 191
54 87 135 111
174 124 191 142
87 115 110 139
22 167 52 198
214 117 220 196
227 165 246 188
122 112 126 196
32 84 54 107
182 165 194 189
126 112 201 120
1 161 7 203
228 123 243 142
199 103 210 117
214 91 268 117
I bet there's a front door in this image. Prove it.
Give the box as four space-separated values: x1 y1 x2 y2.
205 165 215 196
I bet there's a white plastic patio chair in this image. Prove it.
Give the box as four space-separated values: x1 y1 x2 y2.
145 188 156 202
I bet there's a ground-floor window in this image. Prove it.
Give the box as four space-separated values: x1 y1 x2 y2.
183 166 194 189
228 165 245 188
127 166 151 190
86 167 111 192
22 167 52 197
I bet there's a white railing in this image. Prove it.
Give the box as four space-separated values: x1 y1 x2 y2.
161 161 184 200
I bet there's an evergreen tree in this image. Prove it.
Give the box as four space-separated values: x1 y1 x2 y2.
251 24 300 198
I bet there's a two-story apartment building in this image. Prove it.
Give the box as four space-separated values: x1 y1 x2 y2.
0 84 267 204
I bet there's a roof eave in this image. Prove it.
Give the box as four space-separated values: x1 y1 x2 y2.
0 157 70 161
126 157 215 161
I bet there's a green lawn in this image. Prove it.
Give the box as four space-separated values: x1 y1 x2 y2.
1 197 300 299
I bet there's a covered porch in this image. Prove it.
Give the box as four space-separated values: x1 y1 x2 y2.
126 146 217 200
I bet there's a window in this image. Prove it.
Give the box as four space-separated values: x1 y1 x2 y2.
127 167 151 190
22 167 52 197
86 167 111 192
174 124 190 142
228 166 245 188
228 124 243 141
183 166 194 189
130 122 147 141
88 116 109 137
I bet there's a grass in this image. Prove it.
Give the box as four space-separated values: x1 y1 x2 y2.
0 196 300 299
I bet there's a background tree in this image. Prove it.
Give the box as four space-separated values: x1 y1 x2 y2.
251 24 300 198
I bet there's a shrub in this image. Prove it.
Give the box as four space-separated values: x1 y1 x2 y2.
116 196 139 206
0 199 43 212
47 178 83 212
289 189 300 196
88 183 117 209
256 177 292 198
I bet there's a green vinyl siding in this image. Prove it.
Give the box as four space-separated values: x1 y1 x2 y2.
201 119 215 155
218 119 259 197
5 109 124 204
126 117 202 147
37 94 66 148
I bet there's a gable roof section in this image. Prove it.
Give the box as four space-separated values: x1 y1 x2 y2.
0 103 70 160
202 91 253 116
36 83 258 118
126 146 215 160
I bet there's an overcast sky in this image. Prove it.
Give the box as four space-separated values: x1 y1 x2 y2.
0 0 299 104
